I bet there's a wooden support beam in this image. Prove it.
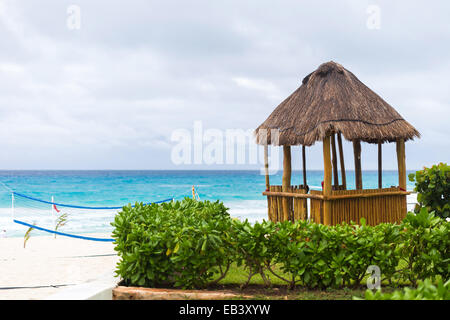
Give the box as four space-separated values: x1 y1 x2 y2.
323 136 332 225
282 146 292 221
262 190 409 200
263 190 409 200
264 145 270 190
331 133 339 187
353 140 362 190
326 190 410 200
264 144 271 221
396 139 406 190
302 145 307 187
262 191 324 200
337 133 346 189
378 142 382 189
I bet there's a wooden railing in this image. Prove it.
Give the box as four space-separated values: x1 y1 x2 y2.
263 186 409 226
265 185 308 222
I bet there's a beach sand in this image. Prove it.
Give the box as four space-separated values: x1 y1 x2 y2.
0 234 119 300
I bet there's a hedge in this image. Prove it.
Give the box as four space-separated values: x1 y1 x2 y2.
111 199 233 288
111 198 449 290
409 162 450 219
358 278 450 300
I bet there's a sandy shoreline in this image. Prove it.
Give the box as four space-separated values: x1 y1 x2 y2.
0 233 119 300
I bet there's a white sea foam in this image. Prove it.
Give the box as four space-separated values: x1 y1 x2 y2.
226 200 268 224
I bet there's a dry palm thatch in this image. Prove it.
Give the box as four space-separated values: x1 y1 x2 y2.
255 61 420 146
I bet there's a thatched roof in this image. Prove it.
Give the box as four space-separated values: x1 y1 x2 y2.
255 61 420 146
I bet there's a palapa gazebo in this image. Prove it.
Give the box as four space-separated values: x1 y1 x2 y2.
255 61 420 226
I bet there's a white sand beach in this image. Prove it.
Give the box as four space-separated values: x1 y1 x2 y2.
0 234 119 300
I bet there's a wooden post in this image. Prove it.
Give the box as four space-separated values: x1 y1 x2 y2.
301 145 308 220
337 133 346 189
264 144 271 221
282 146 292 221
302 145 307 187
396 139 407 218
353 140 362 190
396 139 406 190
323 136 332 225
264 145 270 190
331 133 339 188
378 142 382 189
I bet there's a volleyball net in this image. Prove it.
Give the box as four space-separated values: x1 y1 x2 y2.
9 191 174 241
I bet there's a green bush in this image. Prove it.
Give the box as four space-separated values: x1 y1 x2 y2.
111 198 234 289
259 219 402 289
112 200 449 290
399 208 450 284
267 220 347 289
409 162 450 219
232 219 275 287
360 278 450 300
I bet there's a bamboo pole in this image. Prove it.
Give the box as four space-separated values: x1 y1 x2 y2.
282 146 292 221
325 191 410 200
331 133 339 188
264 145 270 190
337 133 346 189
323 136 332 225
264 189 409 201
262 191 325 200
276 185 282 222
302 145 307 187
302 145 308 219
396 139 406 190
274 186 280 222
263 145 271 220
353 140 362 190
378 142 382 189
270 186 276 222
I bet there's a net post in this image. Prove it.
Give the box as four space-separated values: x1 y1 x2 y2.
11 192 15 220
51 196 56 228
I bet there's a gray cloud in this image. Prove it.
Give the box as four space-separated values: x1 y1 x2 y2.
0 0 448 170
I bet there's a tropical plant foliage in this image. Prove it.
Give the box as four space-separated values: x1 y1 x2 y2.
54 212 69 239
399 208 450 285
409 162 450 219
111 199 234 288
23 224 34 248
112 199 449 290
360 278 450 300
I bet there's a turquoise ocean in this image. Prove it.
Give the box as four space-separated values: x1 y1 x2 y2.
0 170 417 238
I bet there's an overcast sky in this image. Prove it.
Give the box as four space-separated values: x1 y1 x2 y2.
0 0 448 170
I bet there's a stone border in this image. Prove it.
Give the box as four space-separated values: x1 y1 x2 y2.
113 286 253 300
